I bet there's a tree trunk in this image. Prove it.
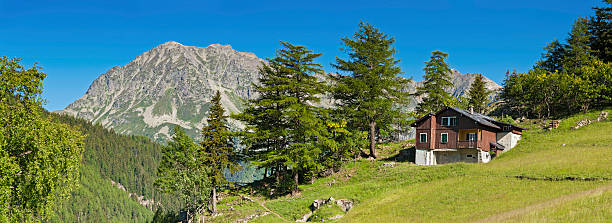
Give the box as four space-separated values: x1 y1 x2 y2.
369 120 377 159
292 169 299 196
211 186 217 214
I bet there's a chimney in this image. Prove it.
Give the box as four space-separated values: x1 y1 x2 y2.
469 106 474 114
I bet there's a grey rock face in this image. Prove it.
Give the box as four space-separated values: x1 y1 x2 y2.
62 41 263 142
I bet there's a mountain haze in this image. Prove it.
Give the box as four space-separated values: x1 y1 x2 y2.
61 41 502 142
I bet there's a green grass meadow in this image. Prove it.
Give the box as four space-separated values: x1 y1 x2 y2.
210 108 612 222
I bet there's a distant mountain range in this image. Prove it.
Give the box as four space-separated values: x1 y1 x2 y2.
59 41 502 142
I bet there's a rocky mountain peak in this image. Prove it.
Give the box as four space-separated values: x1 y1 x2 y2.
62 41 264 142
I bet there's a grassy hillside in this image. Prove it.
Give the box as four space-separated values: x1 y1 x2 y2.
208 108 612 222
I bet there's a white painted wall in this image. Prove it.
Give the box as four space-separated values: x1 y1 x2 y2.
415 149 436 165
496 132 522 151
480 150 491 163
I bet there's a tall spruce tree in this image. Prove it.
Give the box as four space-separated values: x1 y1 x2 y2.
415 51 454 115
332 21 410 159
563 17 593 74
154 126 209 221
235 41 327 195
589 0 612 62
535 39 567 72
200 90 240 213
466 74 491 114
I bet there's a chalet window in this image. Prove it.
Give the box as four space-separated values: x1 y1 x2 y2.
441 117 457 126
467 133 477 141
467 154 473 158
440 133 448 143
419 133 427 143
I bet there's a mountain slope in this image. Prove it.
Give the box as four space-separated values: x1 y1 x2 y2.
62 41 262 142
47 113 179 222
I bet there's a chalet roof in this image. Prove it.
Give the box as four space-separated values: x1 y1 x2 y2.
410 107 525 131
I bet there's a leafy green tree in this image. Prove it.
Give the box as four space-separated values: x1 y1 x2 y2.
415 51 455 115
535 39 567 72
0 56 84 222
466 74 491 114
332 21 410 159
155 126 209 221
200 90 241 212
589 0 612 62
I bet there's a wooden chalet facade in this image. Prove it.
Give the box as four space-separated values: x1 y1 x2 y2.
410 107 524 165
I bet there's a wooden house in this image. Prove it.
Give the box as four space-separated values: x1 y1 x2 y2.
410 107 524 165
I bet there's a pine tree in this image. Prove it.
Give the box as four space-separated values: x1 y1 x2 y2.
535 39 567 72
332 21 411 159
563 17 593 74
416 51 455 115
200 90 240 213
466 74 491 114
235 41 328 195
154 126 209 221
589 0 612 63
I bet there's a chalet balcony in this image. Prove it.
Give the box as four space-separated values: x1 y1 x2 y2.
457 140 478 149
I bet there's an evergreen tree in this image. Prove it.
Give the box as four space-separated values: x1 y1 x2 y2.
236 41 328 195
415 51 455 115
0 56 84 222
200 90 240 213
589 0 612 62
466 74 491 114
154 126 209 221
534 39 567 72
563 17 593 74
332 21 410 159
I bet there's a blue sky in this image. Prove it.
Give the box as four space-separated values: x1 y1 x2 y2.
0 0 604 111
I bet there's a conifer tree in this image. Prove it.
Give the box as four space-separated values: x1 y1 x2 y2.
563 17 592 74
415 51 454 115
589 0 612 62
200 90 240 213
535 39 567 72
332 21 410 159
466 74 491 114
235 41 327 195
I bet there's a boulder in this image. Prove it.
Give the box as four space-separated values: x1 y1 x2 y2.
335 199 354 212
598 111 608 122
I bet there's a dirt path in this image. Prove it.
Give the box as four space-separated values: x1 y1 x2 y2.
241 194 290 222
473 183 612 223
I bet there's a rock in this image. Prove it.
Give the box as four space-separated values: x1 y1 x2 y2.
335 199 354 212
598 111 608 121
382 162 395 167
572 118 592 130
311 200 325 211
326 197 335 203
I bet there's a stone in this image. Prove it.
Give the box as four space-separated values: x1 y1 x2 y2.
598 111 608 122
382 162 395 167
335 199 354 212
